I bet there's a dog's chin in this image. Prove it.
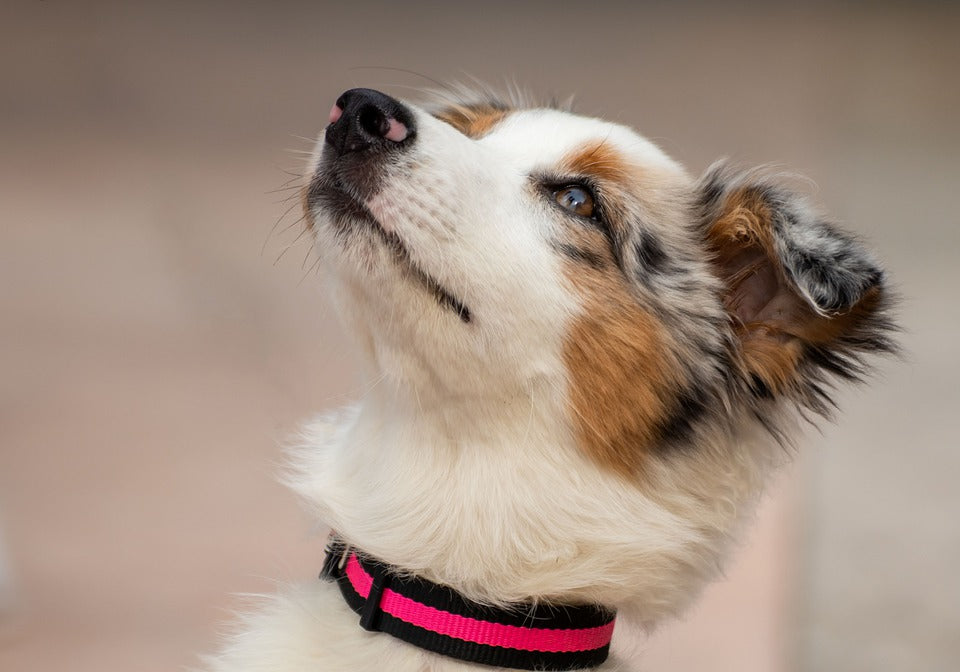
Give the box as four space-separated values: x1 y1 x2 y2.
309 179 472 324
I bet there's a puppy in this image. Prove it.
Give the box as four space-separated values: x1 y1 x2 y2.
204 87 895 671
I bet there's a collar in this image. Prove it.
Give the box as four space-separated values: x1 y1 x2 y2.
320 536 616 671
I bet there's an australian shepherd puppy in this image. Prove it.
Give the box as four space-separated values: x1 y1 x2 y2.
204 87 895 671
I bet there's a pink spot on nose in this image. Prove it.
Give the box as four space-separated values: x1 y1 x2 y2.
328 104 343 125
384 118 409 143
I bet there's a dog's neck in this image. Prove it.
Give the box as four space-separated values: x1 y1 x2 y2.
288 369 776 646
288 375 609 600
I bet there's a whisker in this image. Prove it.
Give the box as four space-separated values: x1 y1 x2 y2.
300 240 315 270
278 213 307 236
274 225 310 266
266 183 303 196
299 252 324 287
347 65 447 90
261 199 305 257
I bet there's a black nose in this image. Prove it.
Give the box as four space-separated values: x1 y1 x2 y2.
325 88 416 157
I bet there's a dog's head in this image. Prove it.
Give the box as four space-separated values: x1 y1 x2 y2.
301 87 894 621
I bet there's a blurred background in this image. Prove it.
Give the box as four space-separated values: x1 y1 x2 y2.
1 1 957 670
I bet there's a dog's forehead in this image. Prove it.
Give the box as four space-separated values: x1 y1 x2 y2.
477 108 683 176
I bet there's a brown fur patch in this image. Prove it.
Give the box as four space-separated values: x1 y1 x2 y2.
562 259 683 477
560 141 637 185
557 141 702 474
433 103 509 139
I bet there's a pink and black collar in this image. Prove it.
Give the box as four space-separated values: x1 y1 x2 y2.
320 537 616 670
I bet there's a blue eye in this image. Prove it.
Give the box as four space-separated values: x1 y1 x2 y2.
555 185 596 218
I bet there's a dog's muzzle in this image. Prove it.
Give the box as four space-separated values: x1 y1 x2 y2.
312 88 417 203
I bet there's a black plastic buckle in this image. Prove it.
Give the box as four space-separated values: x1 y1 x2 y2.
358 564 390 631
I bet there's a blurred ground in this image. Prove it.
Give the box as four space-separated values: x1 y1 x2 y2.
1 2 957 671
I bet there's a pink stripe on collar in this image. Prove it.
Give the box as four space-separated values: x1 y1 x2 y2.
344 554 616 653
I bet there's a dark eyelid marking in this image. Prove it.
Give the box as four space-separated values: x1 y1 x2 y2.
635 229 668 275
554 242 607 270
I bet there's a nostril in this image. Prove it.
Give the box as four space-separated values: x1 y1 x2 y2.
357 104 409 143
358 105 390 139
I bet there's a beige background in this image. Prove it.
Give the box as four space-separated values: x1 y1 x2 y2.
1 2 957 671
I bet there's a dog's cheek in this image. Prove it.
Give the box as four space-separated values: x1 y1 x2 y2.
561 256 689 478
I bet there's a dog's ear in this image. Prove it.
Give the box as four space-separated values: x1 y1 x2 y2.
697 163 895 413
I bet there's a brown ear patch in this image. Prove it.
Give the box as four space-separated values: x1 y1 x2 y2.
433 103 509 139
706 187 883 395
562 259 684 477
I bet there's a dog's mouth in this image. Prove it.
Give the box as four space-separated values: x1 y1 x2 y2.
309 180 472 324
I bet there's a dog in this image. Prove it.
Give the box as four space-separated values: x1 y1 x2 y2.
204 87 895 671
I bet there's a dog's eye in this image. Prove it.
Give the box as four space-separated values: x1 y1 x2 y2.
554 185 596 219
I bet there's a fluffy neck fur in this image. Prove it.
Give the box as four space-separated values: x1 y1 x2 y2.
286 372 782 631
